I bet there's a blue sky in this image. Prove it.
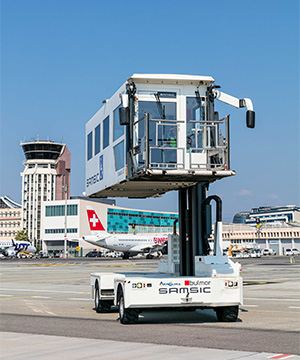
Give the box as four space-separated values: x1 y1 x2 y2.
1 0 299 221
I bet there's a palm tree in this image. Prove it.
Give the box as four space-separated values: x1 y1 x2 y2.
15 230 30 242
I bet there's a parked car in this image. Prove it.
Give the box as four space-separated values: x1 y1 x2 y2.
242 251 250 258
285 248 293 256
292 248 300 255
250 249 261 258
38 251 49 258
262 248 276 256
85 251 101 257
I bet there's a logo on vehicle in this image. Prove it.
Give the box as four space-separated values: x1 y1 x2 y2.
159 281 181 286
184 280 211 286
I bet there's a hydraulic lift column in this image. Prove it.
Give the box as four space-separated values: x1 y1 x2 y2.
178 183 210 276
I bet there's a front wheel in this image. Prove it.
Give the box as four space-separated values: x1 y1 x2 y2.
119 293 138 324
215 306 239 322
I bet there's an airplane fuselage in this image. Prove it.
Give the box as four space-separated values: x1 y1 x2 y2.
0 240 36 257
84 234 167 254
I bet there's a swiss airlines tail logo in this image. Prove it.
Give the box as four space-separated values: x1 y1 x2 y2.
86 207 106 232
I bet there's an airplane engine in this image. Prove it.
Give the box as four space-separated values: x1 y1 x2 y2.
3 249 17 257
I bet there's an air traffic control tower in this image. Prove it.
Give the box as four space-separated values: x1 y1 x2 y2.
85 74 255 275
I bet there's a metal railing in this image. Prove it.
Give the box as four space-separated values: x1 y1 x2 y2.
133 113 229 172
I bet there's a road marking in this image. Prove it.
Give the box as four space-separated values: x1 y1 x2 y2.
288 306 300 309
268 355 294 359
88 264 145 268
244 297 300 302
45 311 56 315
0 288 88 294
243 304 258 307
0 294 14 297
272 278 290 281
19 264 75 267
0 295 50 301
32 296 50 299
68 298 90 301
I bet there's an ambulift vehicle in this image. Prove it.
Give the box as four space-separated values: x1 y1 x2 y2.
88 74 255 324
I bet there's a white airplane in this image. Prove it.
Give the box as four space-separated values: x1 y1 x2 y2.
0 239 36 258
83 206 168 259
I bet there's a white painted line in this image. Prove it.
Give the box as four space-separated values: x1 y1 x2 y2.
32 296 50 299
68 298 90 301
45 311 56 315
243 304 258 307
0 288 87 294
288 306 300 309
0 294 14 297
244 297 300 302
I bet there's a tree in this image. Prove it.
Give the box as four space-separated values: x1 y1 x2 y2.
15 230 30 242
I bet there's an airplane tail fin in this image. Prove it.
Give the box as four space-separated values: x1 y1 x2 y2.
86 206 107 234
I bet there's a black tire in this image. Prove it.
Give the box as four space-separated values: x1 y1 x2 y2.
216 306 239 322
95 285 112 313
122 253 130 260
119 293 138 324
95 285 101 313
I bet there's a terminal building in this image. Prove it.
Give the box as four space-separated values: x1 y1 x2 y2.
0 196 22 241
41 197 178 255
41 196 300 256
233 206 300 226
20 140 71 249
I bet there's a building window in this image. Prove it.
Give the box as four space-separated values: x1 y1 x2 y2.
45 204 78 217
113 141 124 171
113 105 124 141
87 131 93 160
45 228 78 234
103 116 109 149
94 124 101 155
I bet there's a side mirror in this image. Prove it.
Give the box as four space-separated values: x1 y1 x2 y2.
246 110 255 128
119 107 129 126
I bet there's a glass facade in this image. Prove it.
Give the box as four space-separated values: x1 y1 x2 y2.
45 204 78 217
107 208 178 234
103 116 109 149
94 124 101 155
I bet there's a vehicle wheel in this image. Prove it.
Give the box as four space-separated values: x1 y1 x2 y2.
122 253 129 260
119 293 138 324
215 306 239 322
95 285 101 313
95 285 112 313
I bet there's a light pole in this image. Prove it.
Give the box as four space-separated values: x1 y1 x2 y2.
62 182 68 258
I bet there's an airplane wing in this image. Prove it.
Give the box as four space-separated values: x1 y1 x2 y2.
129 243 165 253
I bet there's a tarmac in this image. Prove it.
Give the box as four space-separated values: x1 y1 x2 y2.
1 332 299 360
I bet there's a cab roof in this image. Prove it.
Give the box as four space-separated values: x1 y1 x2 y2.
129 73 215 85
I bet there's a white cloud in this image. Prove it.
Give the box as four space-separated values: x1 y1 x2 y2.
235 189 252 196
